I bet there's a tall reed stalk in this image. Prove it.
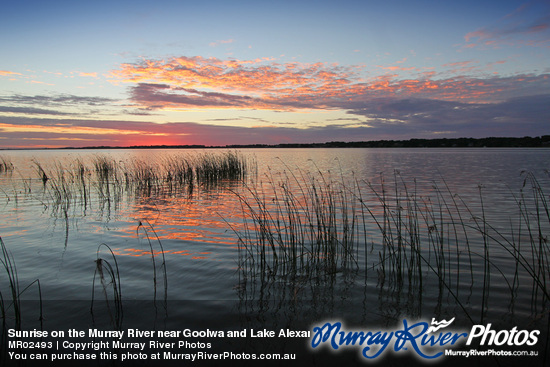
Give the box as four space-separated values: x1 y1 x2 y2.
137 221 168 307
91 243 123 330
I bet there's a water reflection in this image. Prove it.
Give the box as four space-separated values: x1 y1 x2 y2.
1 149 549 366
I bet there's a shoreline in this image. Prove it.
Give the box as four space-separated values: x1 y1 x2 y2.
1 136 549 151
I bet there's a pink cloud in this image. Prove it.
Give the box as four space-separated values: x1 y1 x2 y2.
30 80 54 86
110 56 366 110
443 61 475 68
377 66 416 71
0 70 22 76
79 72 98 78
463 4 550 48
209 39 235 47
110 55 550 113
2 90 549 149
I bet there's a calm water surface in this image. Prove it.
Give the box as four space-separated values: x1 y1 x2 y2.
0 148 549 366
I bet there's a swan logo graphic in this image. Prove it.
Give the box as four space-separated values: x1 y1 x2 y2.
427 318 455 333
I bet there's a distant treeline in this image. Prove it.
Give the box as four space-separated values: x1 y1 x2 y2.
59 136 550 150
257 136 550 148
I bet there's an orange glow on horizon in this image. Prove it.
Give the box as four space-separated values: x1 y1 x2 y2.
0 122 171 136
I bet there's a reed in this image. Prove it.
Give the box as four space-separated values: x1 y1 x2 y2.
91 243 123 330
136 220 168 307
33 161 49 185
88 221 168 330
0 157 13 174
0 236 43 340
93 154 118 181
112 151 252 197
361 172 549 319
73 158 90 210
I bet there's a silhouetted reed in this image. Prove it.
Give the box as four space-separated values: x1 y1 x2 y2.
90 222 169 328
33 161 49 185
195 151 251 185
0 236 43 348
136 220 168 307
91 243 123 330
0 157 13 174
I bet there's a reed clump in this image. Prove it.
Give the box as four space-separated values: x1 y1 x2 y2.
231 168 550 320
120 151 253 196
231 169 361 281
195 151 251 185
13 151 252 214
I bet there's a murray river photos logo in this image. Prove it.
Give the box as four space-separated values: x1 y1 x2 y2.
310 318 540 361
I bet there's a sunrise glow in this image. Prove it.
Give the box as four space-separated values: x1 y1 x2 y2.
1 0 548 148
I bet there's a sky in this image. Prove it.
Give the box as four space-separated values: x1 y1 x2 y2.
0 0 549 148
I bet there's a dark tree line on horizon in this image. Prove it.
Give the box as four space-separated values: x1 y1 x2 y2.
263 136 550 149
46 135 550 150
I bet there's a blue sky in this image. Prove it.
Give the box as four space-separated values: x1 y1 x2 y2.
0 0 548 147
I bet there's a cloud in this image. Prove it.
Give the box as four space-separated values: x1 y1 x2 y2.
79 72 98 78
112 55 550 115
0 93 116 107
2 91 548 148
464 2 550 48
106 55 550 143
122 109 158 116
110 56 361 109
377 66 416 71
465 16 550 43
442 61 475 68
346 94 550 137
0 116 378 148
3 51 548 148
209 39 235 47
30 80 54 86
0 93 120 118
0 70 22 76
129 83 260 109
326 117 362 122
0 106 75 116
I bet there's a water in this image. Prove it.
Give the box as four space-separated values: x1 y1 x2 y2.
1 148 549 366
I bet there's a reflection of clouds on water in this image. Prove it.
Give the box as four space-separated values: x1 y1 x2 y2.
0 148 549 366
112 247 212 260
